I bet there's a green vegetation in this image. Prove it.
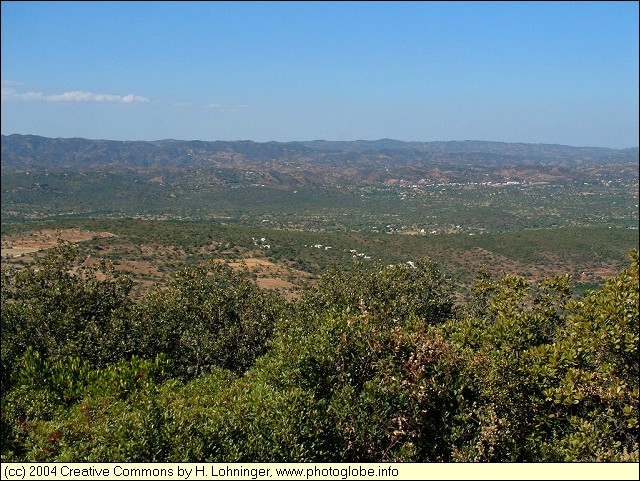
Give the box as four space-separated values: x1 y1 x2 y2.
2 173 638 233
2 244 637 462
3 218 636 297
1 135 638 461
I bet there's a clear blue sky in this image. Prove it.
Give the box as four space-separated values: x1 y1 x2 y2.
1 1 638 148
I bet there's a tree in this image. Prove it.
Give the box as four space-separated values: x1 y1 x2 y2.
132 261 284 376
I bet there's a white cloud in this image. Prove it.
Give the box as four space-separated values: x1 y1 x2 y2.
1 80 23 88
1 81 149 104
1 80 23 101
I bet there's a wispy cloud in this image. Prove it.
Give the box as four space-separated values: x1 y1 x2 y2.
204 103 248 112
1 80 23 88
2 81 246 112
1 80 23 101
172 100 248 112
1 81 149 104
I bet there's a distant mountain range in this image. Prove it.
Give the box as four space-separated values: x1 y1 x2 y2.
2 134 638 186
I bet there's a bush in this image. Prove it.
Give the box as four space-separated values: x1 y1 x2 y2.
1 242 135 393
445 250 639 461
132 261 285 376
294 257 455 332
2 244 637 462
2 354 171 462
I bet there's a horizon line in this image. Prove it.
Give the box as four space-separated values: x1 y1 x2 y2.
1 132 638 151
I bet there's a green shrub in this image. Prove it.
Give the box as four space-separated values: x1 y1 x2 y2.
133 261 285 376
446 250 639 461
1 242 135 393
295 258 455 332
2 242 637 462
2 354 171 462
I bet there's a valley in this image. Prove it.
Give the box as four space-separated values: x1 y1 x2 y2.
1 135 638 298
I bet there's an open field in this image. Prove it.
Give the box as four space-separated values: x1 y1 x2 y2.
0 228 114 257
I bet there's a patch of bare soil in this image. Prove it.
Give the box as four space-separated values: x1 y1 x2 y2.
227 257 311 297
451 247 617 287
1 229 115 258
577 267 617 283
80 257 164 278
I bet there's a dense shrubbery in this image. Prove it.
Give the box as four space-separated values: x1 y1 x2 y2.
1 243 136 393
1 243 638 462
132 261 284 376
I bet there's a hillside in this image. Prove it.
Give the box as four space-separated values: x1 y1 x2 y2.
2 134 638 296
2 134 638 188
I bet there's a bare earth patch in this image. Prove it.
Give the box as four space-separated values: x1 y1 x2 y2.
1 229 115 258
227 257 310 297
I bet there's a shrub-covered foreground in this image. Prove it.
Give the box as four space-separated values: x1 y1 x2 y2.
1 243 638 462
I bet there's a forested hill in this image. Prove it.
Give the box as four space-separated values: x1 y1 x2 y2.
2 134 638 172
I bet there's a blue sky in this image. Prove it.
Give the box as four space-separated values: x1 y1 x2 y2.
1 1 638 147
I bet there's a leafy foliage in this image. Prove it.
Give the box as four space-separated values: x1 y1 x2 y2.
295 258 455 330
1 242 135 393
133 261 284 376
445 251 639 461
1 245 638 462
